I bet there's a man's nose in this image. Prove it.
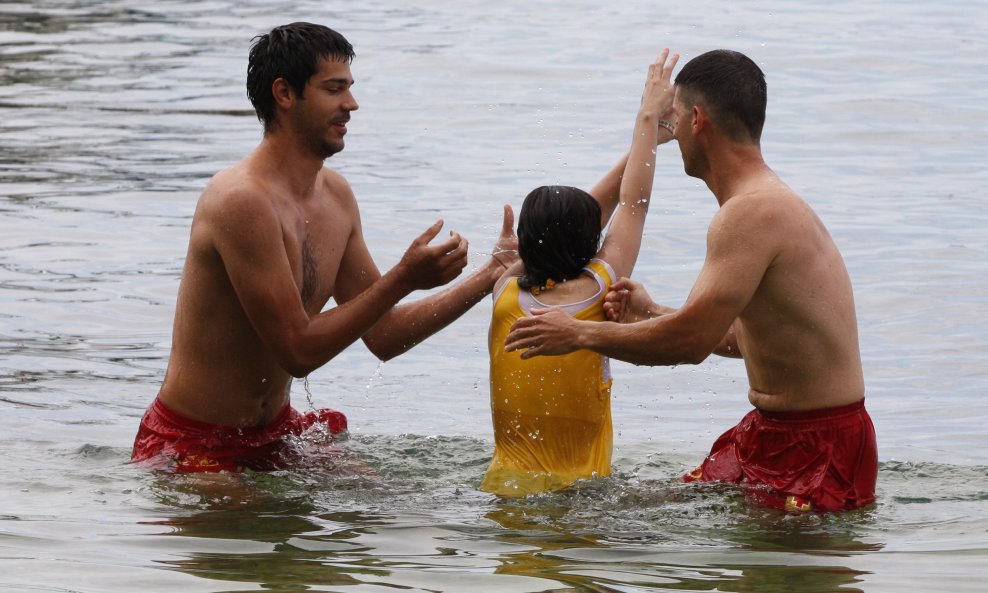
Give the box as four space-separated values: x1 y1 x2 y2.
345 90 359 111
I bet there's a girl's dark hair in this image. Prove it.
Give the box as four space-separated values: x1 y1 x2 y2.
517 186 601 290
674 49 766 143
246 22 355 132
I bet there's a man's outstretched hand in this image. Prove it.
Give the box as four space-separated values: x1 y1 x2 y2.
504 307 583 359
603 277 656 323
397 219 469 290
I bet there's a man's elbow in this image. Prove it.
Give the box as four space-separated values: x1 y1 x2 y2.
278 341 328 378
679 335 715 365
282 356 320 379
682 349 712 365
362 334 405 363
629 337 709 366
367 344 401 363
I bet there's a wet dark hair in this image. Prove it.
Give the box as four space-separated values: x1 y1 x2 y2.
246 22 355 132
517 186 602 290
675 49 766 143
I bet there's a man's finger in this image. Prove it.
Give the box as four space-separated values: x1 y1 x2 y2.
504 335 527 352
610 277 633 291
504 321 537 352
417 219 445 245
506 333 542 357
508 316 536 333
603 305 622 322
448 232 468 256
519 347 540 360
653 49 668 74
442 247 469 272
430 232 463 255
663 51 680 77
501 204 515 236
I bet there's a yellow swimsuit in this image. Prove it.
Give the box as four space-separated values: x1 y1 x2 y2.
482 259 615 497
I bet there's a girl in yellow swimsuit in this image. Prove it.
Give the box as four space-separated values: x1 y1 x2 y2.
482 50 679 496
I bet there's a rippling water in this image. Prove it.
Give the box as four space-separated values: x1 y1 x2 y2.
2 1 987 591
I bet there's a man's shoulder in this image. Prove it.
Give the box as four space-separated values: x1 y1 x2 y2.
706 186 812 260
194 165 276 228
317 165 348 184
719 183 806 224
204 158 274 200
315 166 359 212
316 166 354 195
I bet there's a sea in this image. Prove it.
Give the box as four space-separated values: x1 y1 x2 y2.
1 1 986 591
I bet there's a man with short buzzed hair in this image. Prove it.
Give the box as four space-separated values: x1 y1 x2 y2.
505 49 877 512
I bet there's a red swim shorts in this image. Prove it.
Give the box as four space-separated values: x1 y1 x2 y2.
683 399 877 512
131 397 348 473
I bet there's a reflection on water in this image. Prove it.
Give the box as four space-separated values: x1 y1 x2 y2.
125 434 893 592
3 425 983 592
485 487 879 592
151 503 370 589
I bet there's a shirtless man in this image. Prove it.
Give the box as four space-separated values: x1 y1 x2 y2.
504 49 877 512
132 22 516 472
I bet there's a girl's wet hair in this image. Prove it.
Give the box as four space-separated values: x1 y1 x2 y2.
517 185 601 290
247 22 355 132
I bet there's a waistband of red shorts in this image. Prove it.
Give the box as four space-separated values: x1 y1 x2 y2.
150 396 293 437
755 398 866 424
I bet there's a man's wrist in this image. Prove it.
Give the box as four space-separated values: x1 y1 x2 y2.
647 302 672 319
574 319 596 351
480 257 505 287
388 261 418 294
491 247 516 270
489 247 517 282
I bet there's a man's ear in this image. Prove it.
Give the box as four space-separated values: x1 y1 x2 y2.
691 104 706 134
272 77 295 109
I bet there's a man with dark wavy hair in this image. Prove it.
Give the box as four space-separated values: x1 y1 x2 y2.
506 49 877 512
132 22 515 473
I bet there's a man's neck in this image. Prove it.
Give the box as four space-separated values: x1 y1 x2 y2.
702 142 772 205
254 132 328 197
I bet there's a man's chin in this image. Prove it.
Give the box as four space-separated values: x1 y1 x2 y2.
321 140 345 159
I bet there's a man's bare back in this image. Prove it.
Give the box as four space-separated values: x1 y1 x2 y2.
709 175 864 411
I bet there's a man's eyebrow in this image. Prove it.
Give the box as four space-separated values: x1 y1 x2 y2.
320 77 354 85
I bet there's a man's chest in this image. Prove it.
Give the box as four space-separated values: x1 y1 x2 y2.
284 215 352 313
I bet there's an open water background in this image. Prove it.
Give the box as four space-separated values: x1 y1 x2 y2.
1 0 986 591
